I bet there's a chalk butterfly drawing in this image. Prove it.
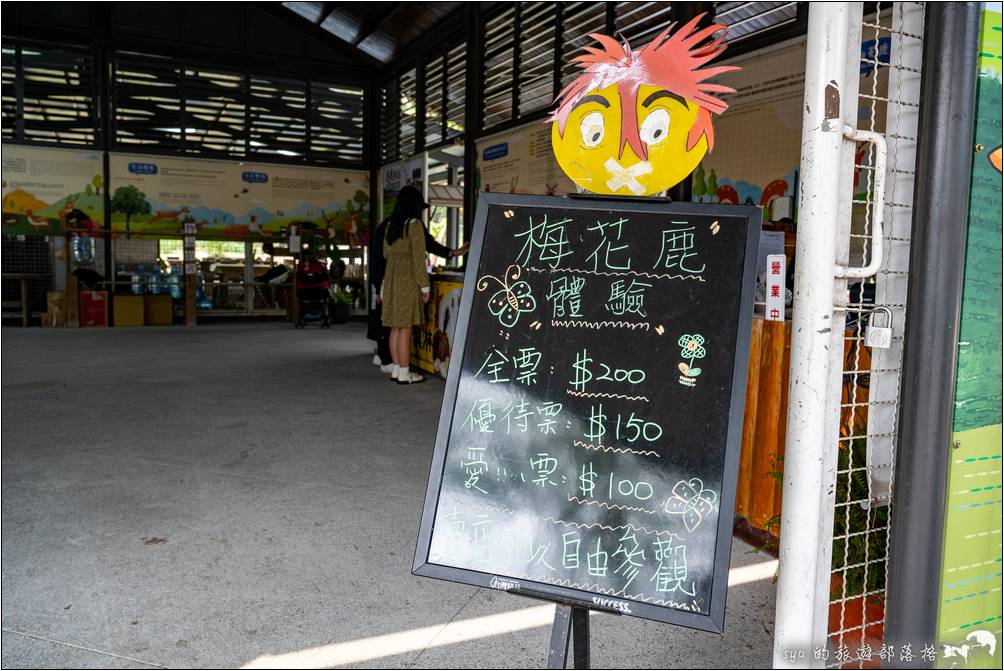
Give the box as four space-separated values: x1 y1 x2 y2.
477 264 537 328
663 478 718 532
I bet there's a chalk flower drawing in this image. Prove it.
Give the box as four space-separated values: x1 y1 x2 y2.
678 333 706 360
477 264 536 328
663 477 717 532
677 333 706 386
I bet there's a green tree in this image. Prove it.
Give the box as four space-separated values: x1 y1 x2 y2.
91 174 102 195
353 189 369 209
85 184 94 196
706 169 718 202
111 185 151 235
693 163 707 202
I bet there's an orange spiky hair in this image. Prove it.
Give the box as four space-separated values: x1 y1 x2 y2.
551 13 740 161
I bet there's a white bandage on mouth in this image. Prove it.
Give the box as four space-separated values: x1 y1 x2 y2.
604 158 653 195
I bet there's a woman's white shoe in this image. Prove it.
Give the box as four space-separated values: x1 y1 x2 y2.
397 370 425 385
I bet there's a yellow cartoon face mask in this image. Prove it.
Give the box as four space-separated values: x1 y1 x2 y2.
549 15 739 196
550 83 707 196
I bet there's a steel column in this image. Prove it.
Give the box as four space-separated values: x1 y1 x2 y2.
461 3 482 245
884 3 981 663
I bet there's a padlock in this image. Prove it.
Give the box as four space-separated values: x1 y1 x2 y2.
865 306 894 348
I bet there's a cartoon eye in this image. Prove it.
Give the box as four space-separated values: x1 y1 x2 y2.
579 111 605 147
640 108 670 145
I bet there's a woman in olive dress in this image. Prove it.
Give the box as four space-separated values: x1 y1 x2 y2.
380 186 430 384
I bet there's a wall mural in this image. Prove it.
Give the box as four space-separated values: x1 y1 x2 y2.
107 153 369 242
696 35 894 221
690 41 803 213
1 146 104 235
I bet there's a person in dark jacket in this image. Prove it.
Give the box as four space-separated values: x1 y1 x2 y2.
367 185 468 371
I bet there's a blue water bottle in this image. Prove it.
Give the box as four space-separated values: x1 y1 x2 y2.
168 266 182 300
147 267 162 295
131 265 145 295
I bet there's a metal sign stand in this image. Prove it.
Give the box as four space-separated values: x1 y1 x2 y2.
508 587 620 669
548 603 591 669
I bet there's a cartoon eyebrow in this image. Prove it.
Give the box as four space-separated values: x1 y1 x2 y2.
642 90 687 108
571 95 610 112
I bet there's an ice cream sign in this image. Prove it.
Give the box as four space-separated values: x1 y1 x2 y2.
550 14 739 196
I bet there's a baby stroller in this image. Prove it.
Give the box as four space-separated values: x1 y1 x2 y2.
295 259 330 328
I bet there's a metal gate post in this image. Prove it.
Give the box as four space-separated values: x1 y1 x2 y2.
774 3 863 667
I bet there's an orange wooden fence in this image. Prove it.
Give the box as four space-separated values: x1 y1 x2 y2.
736 317 791 535
735 319 873 537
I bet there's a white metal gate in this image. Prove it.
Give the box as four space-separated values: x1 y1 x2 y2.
774 2 925 668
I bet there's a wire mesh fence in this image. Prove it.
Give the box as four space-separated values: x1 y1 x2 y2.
826 3 926 668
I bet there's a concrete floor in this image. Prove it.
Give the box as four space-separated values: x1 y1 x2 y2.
1 323 777 669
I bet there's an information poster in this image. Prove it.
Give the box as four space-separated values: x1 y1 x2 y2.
1 145 104 235
475 122 576 196
696 36 892 219
415 194 760 630
380 155 426 222
107 153 369 241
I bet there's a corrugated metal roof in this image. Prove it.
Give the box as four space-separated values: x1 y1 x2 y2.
282 2 464 64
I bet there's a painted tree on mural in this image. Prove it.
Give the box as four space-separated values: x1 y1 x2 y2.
111 185 151 236
353 189 369 209
693 163 707 202
707 169 718 203
91 174 102 195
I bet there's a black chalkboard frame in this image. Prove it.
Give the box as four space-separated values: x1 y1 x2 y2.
413 192 762 633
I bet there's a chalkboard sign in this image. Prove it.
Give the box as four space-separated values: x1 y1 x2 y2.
414 193 761 632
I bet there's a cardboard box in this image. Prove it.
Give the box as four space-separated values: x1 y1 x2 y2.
40 311 65 327
80 291 108 327
46 291 66 324
144 294 173 326
47 291 65 313
113 295 144 327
